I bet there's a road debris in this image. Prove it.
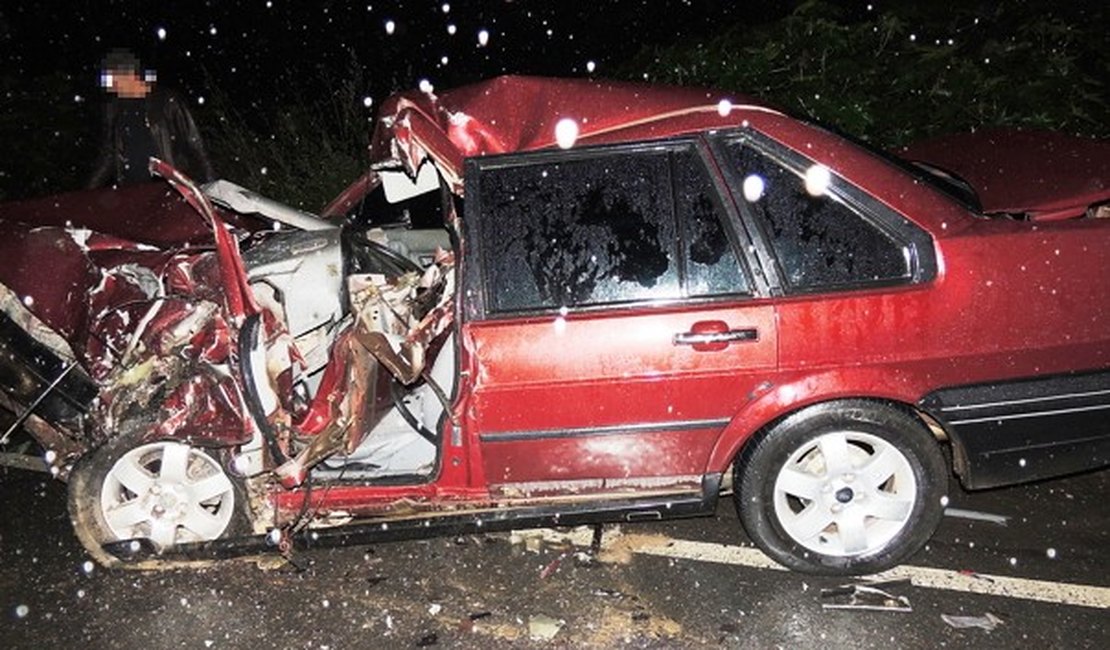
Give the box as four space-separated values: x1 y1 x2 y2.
821 579 913 612
941 612 1004 631
539 553 568 579
956 569 995 583
528 614 565 641
944 507 1011 526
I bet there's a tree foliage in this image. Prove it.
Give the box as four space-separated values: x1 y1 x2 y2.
621 0 1108 147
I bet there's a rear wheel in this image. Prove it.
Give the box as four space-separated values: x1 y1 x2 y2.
735 400 947 575
68 434 246 567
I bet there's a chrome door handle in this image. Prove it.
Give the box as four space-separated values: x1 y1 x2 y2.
673 328 758 346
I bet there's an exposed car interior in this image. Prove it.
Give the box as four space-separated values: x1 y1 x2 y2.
208 170 458 482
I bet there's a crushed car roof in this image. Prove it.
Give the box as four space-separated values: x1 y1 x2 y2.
367 75 776 187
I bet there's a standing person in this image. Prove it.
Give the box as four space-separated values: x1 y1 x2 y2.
86 48 215 188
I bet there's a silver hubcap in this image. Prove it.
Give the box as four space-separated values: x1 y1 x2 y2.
100 442 235 549
773 430 917 557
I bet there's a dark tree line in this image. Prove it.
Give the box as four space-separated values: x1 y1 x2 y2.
620 0 1107 147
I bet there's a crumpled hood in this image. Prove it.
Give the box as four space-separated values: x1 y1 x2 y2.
0 175 265 447
898 129 1110 220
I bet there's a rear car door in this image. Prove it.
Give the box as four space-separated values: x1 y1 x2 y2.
710 128 939 401
460 139 777 494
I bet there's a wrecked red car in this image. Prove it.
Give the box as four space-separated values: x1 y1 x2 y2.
1 76 1107 575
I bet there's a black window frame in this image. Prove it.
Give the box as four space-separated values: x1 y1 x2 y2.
462 137 759 321
709 129 937 296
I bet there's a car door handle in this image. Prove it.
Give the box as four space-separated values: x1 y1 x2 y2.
673 321 758 351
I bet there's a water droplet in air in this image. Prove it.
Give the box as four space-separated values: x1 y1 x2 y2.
555 118 578 149
742 174 765 202
804 164 831 196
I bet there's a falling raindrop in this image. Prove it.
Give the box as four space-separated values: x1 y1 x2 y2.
742 174 765 202
555 118 578 149
385 19 396 35
477 29 490 47
804 164 831 196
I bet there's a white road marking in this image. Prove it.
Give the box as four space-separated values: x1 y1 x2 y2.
634 538 1110 610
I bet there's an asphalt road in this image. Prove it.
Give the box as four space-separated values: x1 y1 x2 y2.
0 466 1106 649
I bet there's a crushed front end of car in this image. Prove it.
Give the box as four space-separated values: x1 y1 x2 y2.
0 155 459 565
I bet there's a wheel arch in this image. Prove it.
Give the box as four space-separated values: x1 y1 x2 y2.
709 374 950 474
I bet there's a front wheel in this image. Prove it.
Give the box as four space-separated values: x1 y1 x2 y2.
735 400 947 575
68 435 246 567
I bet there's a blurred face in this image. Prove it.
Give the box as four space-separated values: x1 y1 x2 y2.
100 66 150 98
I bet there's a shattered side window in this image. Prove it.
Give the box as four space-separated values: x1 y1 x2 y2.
725 142 911 291
479 150 680 313
672 149 751 297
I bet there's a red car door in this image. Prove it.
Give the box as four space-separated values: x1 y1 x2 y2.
459 139 778 493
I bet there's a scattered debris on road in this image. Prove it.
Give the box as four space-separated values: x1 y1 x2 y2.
940 612 1004 631
821 579 913 612
528 614 565 641
944 507 1011 526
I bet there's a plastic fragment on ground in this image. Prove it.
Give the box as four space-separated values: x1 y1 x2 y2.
528 614 565 641
941 612 1003 631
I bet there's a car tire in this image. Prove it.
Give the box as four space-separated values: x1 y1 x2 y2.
68 431 248 567
734 400 947 575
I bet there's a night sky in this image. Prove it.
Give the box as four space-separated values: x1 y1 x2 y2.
2 1 778 109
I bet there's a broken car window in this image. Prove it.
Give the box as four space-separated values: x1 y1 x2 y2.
672 148 751 297
479 149 681 313
726 143 911 291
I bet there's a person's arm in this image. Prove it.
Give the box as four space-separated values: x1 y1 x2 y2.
166 93 216 183
85 103 116 188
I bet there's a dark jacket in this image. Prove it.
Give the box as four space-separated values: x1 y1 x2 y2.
86 87 215 188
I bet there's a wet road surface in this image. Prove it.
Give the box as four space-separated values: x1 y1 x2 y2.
0 467 1106 648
